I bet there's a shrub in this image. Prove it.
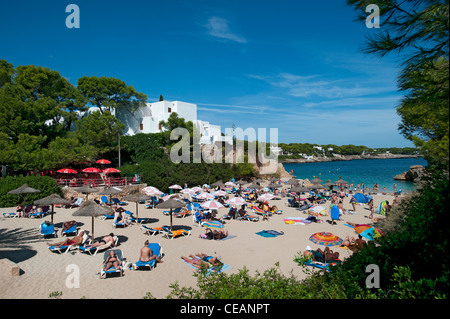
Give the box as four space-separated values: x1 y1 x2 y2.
0 175 63 207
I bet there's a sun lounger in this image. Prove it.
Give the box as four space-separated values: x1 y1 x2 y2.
100 249 124 279
100 196 112 206
61 220 77 236
132 243 163 270
40 222 57 238
65 198 83 209
140 225 164 236
305 259 342 272
182 256 231 275
240 213 259 222
79 236 119 256
161 226 190 240
112 198 127 206
48 229 88 254
29 206 50 218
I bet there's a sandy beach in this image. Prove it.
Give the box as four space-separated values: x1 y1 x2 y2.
0 182 395 299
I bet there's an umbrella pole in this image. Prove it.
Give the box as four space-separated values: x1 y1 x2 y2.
170 208 173 231
92 215 95 242
51 204 54 224
135 201 139 223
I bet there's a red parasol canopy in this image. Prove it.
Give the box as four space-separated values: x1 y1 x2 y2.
102 168 121 173
95 159 111 164
82 167 102 173
57 168 78 174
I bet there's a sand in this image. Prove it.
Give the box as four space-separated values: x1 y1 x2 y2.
0 184 395 299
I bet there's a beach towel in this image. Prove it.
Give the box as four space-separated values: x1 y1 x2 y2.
283 217 311 225
255 230 284 238
330 205 340 221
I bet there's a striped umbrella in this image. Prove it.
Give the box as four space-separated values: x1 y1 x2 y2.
213 190 227 197
226 197 246 206
309 232 343 246
257 193 275 202
201 200 224 210
201 220 224 229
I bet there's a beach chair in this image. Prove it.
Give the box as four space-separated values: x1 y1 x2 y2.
100 249 124 279
100 196 112 206
173 205 191 218
163 207 181 216
40 222 57 238
140 225 164 236
132 243 163 270
222 207 237 220
160 226 190 240
112 197 127 206
61 220 77 236
100 212 115 220
66 198 83 209
28 206 49 218
48 229 88 254
123 210 147 224
79 236 119 256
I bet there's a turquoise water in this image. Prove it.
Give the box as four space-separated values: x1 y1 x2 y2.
283 157 427 193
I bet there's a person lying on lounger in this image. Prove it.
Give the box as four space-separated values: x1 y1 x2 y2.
139 240 163 264
47 230 85 247
103 250 121 271
181 253 223 269
83 233 115 249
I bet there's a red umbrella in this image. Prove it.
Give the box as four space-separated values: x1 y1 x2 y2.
103 168 121 173
95 159 111 164
57 168 78 174
82 167 102 173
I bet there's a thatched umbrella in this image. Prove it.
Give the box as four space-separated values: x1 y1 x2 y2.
34 193 70 224
73 185 99 201
73 200 112 240
211 180 224 188
98 187 123 204
287 178 299 186
323 180 336 188
311 177 324 184
290 186 310 194
246 183 263 189
155 198 186 231
335 178 349 186
7 183 41 205
123 193 151 223
308 183 323 190
267 183 282 189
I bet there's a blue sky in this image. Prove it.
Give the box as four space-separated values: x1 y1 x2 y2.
0 0 412 148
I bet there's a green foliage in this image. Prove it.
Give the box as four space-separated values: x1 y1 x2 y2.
0 175 63 207
166 265 307 299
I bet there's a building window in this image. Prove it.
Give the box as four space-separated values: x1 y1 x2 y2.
140 123 144 131
168 107 171 113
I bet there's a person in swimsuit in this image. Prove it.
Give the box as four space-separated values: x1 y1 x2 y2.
103 250 121 271
181 253 222 269
139 240 163 264
47 230 85 247
83 233 115 248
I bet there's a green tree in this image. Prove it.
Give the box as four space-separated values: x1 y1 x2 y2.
347 0 449 166
77 76 147 114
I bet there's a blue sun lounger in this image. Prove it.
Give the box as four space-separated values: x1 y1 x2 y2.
132 243 163 270
100 249 124 279
40 222 57 238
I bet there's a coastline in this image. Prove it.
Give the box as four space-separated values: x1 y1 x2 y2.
280 154 422 164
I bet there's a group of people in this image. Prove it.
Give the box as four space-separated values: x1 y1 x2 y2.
14 204 46 218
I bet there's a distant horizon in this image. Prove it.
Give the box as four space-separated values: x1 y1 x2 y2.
1 0 413 148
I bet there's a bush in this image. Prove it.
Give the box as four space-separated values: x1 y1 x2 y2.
0 175 63 208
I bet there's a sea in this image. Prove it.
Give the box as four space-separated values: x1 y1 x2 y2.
282 157 428 194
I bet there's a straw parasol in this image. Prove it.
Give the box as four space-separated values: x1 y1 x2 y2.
34 193 70 224
267 183 282 189
287 178 299 186
290 186 309 193
73 200 113 240
246 183 263 189
311 177 324 184
73 185 99 200
334 178 349 185
211 180 224 187
323 180 336 188
7 183 41 205
155 198 186 231
123 193 151 223
308 183 323 190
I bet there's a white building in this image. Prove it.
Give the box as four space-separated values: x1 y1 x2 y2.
115 100 231 145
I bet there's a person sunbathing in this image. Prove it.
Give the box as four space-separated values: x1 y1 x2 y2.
103 250 121 271
83 233 115 248
181 253 222 269
139 240 163 264
114 211 131 226
304 247 339 263
47 230 85 247
212 229 229 239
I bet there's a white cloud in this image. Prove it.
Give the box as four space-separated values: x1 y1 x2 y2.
205 16 247 43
